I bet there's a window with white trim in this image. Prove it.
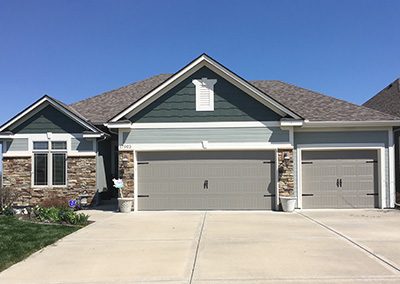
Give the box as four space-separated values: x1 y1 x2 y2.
33 141 67 186
192 78 217 111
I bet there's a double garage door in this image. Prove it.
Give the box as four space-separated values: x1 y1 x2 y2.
136 149 379 210
137 151 276 210
302 150 379 208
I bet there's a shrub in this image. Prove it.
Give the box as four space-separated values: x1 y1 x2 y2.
33 206 89 226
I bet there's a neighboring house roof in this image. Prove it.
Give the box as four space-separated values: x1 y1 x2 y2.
363 79 400 117
251 80 399 121
70 75 398 124
0 95 103 134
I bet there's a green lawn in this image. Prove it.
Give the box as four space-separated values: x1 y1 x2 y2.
0 216 79 272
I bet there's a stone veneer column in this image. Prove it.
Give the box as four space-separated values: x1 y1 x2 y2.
67 156 97 204
118 151 134 198
278 149 294 197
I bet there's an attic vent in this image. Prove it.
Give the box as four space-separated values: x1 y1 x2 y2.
192 78 217 111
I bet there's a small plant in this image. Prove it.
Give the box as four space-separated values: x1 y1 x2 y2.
33 205 89 226
0 205 14 216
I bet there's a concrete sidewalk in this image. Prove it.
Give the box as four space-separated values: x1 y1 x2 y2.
1 210 400 283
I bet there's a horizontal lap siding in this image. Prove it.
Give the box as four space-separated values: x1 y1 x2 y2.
6 138 29 152
9 104 86 134
295 131 388 147
130 66 282 123
122 127 289 144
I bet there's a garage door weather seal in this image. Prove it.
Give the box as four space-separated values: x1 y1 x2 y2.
298 212 400 274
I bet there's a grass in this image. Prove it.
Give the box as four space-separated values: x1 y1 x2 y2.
0 216 80 272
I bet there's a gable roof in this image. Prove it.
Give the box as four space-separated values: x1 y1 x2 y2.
0 95 102 134
70 76 399 125
108 54 302 122
251 80 399 122
363 79 400 117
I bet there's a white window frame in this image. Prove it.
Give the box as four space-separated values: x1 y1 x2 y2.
32 140 68 188
192 78 217 111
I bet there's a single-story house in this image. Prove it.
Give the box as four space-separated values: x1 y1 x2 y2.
1 54 399 211
363 78 400 203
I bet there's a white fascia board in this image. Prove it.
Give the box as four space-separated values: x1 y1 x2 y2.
280 120 303 127
0 97 48 132
110 54 301 122
105 122 132 129
303 120 400 127
0 135 14 139
128 121 281 129
82 133 104 138
0 97 99 133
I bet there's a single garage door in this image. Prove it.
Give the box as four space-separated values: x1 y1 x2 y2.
137 151 275 210
302 150 379 208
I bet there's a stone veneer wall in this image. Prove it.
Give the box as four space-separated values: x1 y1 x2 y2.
2 156 97 206
278 149 294 197
118 150 134 198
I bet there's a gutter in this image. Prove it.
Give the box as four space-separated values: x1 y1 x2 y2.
303 120 400 127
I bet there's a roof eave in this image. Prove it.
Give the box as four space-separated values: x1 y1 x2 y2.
303 120 400 127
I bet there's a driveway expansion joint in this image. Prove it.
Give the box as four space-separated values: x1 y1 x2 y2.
298 211 400 275
189 212 207 284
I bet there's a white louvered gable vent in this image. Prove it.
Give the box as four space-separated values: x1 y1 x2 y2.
192 78 217 111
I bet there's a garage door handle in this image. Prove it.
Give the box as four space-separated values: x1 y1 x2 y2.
336 179 340 187
339 179 342 187
204 180 208 189
366 193 378 196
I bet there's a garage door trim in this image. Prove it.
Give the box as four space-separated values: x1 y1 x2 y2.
296 143 386 209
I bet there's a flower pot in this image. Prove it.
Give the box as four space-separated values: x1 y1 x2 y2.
280 196 296 212
117 198 134 213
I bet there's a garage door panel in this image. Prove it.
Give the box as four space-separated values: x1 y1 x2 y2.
137 151 275 210
302 150 378 209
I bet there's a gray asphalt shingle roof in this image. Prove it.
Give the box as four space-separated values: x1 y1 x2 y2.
70 74 172 124
70 74 399 124
251 80 398 121
363 79 400 118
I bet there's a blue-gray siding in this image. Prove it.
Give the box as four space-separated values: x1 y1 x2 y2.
122 127 289 144
129 66 282 123
294 131 388 146
71 138 94 152
6 138 29 152
9 104 86 134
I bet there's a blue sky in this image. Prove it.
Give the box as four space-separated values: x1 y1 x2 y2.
0 0 399 125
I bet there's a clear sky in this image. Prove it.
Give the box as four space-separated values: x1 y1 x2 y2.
0 0 399 125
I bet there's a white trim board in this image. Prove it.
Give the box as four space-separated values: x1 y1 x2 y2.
303 121 400 127
109 121 286 129
296 143 388 209
120 142 294 152
110 54 301 122
388 128 395 208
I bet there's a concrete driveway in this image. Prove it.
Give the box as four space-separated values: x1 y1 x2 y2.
1 209 400 283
